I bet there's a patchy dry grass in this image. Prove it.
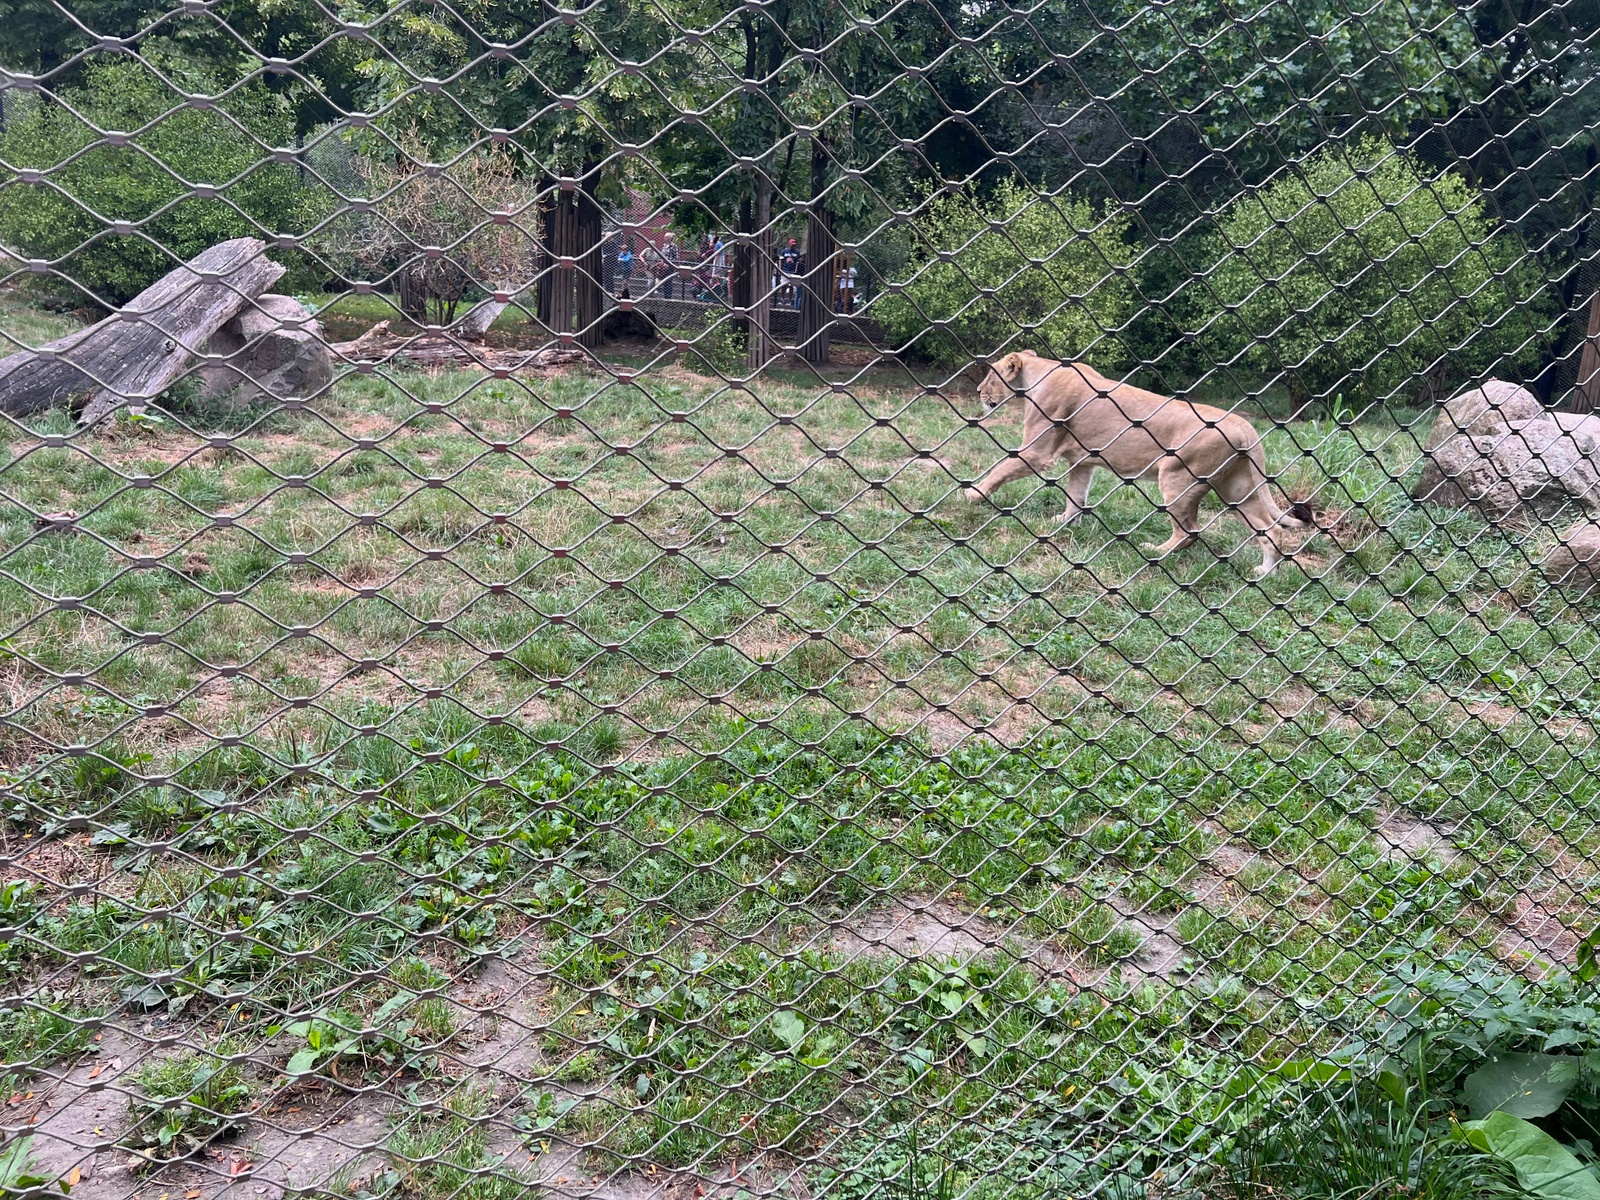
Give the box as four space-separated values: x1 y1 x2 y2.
0 302 1596 1197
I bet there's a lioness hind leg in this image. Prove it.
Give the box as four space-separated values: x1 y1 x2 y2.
1143 463 1205 560
1222 476 1298 578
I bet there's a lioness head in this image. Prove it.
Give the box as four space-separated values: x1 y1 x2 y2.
977 351 1032 415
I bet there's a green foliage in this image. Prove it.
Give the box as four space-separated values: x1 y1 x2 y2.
1205 139 1556 407
1461 1111 1600 1200
0 58 317 303
1221 1076 1525 1200
0 1002 99 1074
670 322 747 376
1257 954 1600 1198
1114 0 1488 177
873 181 1136 368
0 1133 69 1197
275 993 430 1080
125 1056 252 1160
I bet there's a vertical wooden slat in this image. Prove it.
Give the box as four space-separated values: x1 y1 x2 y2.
1572 291 1600 413
799 139 835 365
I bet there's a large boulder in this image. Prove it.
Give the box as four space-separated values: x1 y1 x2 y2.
1422 380 1546 452
201 294 332 404
1543 521 1600 594
1413 381 1600 522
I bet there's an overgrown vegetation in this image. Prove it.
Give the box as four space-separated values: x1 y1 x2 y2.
0 58 317 303
0 338 1592 1194
1205 139 1557 410
874 182 1137 368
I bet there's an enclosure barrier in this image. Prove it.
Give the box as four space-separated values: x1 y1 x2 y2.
0 3 1597 1199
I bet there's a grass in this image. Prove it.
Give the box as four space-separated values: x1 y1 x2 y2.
124 1053 253 1159
0 288 1595 1195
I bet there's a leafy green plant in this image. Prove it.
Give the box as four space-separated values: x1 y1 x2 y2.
0 1134 71 1196
275 993 429 1080
670 322 747 376
873 180 1136 368
1264 954 1600 1198
0 58 317 304
1221 1074 1525 1200
1205 137 1556 409
123 1056 252 1161
1460 1110 1600 1200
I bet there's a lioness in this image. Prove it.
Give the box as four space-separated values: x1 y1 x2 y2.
965 352 1314 575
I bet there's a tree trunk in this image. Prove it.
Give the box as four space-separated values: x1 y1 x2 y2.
798 137 835 365
1572 290 1600 413
732 195 754 333
574 163 604 351
536 169 603 350
747 175 775 370
0 238 284 423
538 178 580 341
397 270 427 323
535 176 557 334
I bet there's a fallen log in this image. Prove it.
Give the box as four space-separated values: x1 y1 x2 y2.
330 321 393 362
0 239 283 423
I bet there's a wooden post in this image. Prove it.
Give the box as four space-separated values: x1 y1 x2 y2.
798 138 835 365
747 174 775 370
1571 291 1600 413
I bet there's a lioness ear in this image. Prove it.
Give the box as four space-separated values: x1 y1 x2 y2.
996 352 1024 382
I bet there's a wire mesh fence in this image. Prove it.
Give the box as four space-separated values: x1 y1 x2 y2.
0 2 1598 1198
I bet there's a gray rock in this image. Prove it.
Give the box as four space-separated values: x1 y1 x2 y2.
1543 522 1600 593
1423 380 1544 451
201 294 332 404
1413 380 1600 522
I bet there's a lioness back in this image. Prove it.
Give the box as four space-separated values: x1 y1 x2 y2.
1032 362 1263 478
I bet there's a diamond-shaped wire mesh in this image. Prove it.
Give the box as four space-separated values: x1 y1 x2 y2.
0 1 1597 1197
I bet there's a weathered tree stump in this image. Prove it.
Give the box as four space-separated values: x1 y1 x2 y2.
0 239 283 423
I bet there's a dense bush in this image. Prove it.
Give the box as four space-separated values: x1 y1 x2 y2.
0 59 315 304
873 181 1136 369
1203 138 1557 409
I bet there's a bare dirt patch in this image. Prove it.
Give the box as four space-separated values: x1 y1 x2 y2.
13 1024 150 1200
816 894 1093 986
1497 893 1582 971
1104 893 1189 983
1377 810 1460 865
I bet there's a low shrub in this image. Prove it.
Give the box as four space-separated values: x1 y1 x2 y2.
872 180 1136 369
0 58 320 304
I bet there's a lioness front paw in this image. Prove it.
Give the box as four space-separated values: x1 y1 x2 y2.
962 487 986 505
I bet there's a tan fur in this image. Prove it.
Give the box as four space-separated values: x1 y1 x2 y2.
965 352 1312 576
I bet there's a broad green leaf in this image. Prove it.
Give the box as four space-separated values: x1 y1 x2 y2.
370 992 416 1026
1375 1068 1408 1106
1465 1053 1579 1119
1462 1112 1600 1200
771 1011 807 1052
1268 1058 1350 1087
0 1135 35 1189
285 1048 322 1078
